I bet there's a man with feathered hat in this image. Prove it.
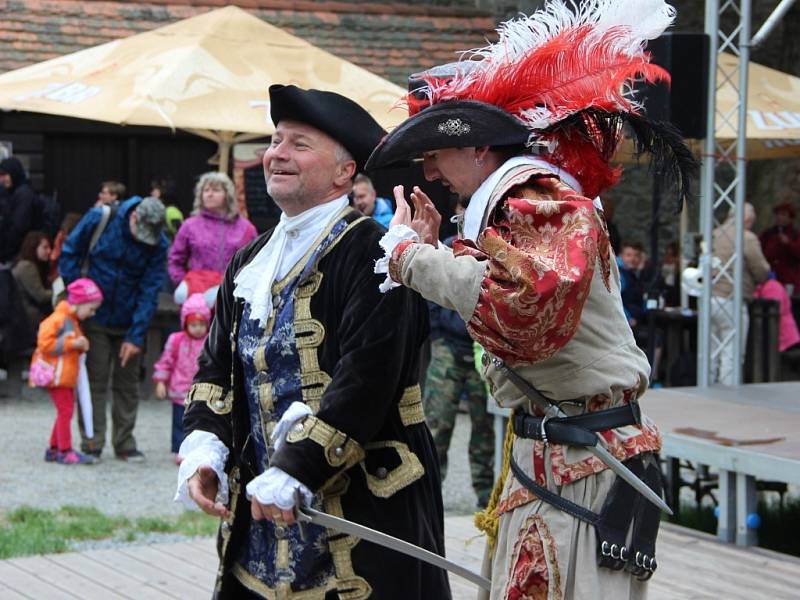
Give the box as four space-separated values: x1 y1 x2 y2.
174 85 451 599
368 1 697 598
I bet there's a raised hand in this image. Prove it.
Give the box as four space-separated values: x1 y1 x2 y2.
390 185 412 229
391 185 441 247
409 186 441 247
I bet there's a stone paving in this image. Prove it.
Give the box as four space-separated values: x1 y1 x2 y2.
0 384 479 518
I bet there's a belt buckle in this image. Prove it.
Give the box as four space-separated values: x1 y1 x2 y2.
539 415 551 447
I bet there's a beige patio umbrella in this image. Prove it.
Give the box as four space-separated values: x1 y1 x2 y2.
0 6 406 172
617 52 800 162
713 52 800 160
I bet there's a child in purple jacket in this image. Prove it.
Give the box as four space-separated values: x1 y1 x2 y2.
152 293 211 463
167 172 257 286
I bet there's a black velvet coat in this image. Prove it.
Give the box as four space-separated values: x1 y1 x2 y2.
184 208 451 600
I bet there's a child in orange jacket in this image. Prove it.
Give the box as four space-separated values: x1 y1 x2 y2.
32 278 103 465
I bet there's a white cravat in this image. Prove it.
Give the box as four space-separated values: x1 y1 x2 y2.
463 156 585 242
233 195 348 326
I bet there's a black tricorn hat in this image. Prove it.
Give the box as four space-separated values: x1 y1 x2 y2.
269 84 386 172
365 100 531 171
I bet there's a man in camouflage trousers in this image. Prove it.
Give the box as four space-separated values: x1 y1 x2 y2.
424 298 494 508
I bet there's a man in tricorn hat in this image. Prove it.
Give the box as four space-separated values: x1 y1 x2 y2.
368 1 697 598
174 85 451 599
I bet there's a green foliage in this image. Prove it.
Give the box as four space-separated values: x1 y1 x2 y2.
0 506 218 559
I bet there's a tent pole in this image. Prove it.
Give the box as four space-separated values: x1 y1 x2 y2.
218 139 232 174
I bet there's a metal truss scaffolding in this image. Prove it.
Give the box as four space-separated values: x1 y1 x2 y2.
698 0 752 387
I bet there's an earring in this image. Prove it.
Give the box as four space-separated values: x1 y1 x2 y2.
475 157 484 167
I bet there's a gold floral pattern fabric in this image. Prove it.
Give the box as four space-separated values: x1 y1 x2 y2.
454 177 610 365
505 514 562 600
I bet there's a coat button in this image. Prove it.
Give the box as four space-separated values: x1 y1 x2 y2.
292 422 304 433
334 446 344 457
375 467 388 479
274 525 287 538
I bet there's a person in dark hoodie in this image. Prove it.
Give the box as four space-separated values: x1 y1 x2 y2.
0 157 38 380
0 157 39 264
59 196 168 462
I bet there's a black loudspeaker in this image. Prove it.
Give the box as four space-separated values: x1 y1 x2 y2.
640 32 711 140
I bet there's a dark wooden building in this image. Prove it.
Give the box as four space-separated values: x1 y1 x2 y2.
0 0 496 220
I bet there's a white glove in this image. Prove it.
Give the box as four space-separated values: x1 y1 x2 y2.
271 401 313 452
246 467 314 510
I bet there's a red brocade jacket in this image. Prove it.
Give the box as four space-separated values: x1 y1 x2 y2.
389 164 661 516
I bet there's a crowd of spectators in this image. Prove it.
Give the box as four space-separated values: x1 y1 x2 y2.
0 159 406 472
0 160 260 467
614 199 800 386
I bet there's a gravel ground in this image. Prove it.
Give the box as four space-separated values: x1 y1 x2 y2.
0 384 480 518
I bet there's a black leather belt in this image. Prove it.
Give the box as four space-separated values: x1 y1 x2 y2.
512 402 642 447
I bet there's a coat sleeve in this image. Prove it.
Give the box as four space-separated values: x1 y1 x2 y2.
392 178 608 365
126 240 168 347
58 208 103 284
242 219 257 245
13 261 51 305
167 223 191 285
745 232 771 286
38 313 79 356
182 248 241 450
153 332 180 382
270 232 428 492
0 190 36 262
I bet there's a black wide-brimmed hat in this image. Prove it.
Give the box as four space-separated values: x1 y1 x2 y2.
364 100 531 171
269 85 386 172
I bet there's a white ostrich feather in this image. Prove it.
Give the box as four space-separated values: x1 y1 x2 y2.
424 0 675 124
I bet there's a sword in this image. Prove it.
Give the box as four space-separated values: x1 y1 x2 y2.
293 492 491 591
491 357 673 516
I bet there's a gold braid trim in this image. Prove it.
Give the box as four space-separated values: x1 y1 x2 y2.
474 416 515 549
217 465 240 591
324 490 372 600
232 564 333 600
286 415 365 470
186 382 233 415
397 384 425 426
359 441 424 498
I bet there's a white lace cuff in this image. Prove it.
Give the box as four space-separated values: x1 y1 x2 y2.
174 430 230 510
374 224 419 293
245 467 315 510
271 401 313 452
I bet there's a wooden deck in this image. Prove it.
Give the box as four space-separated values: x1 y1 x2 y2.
1 516 798 599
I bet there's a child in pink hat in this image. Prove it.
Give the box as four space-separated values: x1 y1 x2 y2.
152 293 211 464
31 278 103 465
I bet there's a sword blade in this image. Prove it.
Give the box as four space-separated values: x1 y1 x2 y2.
588 440 673 515
296 506 491 591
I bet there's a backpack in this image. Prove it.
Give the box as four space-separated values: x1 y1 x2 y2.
51 204 116 306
